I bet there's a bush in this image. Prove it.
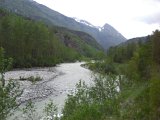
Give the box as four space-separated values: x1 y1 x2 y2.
62 74 120 120
0 47 22 120
28 76 42 84
19 76 42 84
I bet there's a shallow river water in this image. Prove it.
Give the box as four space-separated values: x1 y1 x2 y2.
34 62 93 113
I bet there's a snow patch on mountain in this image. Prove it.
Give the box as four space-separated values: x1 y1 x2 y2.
73 17 102 31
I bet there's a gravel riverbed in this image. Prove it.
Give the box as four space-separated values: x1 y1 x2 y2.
5 62 93 119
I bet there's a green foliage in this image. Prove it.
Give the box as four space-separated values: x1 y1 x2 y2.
124 41 152 83
87 60 117 75
0 8 104 68
107 42 138 63
120 82 150 120
62 74 120 120
19 76 42 84
43 100 58 120
0 47 13 74
56 29 104 60
28 76 42 84
63 104 102 120
0 9 81 68
19 100 58 120
117 30 160 119
137 41 152 80
62 80 89 119
0 0 126 50
0 48 22 120
150 67 160 120
22 100 40 120
152 30 160 64
62 30 160 120
1 6 160 120
0 80 22 120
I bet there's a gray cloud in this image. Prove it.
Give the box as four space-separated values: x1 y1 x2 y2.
154 0 160 2
139 12 160 24
148 0 160 2
135 0 160 24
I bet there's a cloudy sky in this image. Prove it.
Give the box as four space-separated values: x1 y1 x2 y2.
34 0 160 39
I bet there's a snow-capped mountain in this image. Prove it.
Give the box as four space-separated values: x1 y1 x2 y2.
0 0 126 50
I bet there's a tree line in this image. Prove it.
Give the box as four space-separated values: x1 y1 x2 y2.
0 9 80 68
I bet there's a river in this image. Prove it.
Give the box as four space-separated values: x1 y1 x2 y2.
5 62 93 119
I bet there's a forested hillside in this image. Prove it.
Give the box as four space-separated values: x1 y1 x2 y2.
0 9 103 68
0 0 126 50
119 36 149 46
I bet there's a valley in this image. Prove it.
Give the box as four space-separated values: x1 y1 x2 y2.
0 0 160 120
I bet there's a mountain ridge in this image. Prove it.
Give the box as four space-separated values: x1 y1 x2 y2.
0 0 127 50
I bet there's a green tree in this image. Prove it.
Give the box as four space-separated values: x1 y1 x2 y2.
0 47 22 120
152 30 160 65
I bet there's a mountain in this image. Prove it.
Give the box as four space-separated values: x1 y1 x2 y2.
97 23 126 49
73 17 126 49
0 0 126 50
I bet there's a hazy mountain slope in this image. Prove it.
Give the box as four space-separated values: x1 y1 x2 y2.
67 29 102 50
0 0 126 50
52 26 103 57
